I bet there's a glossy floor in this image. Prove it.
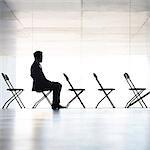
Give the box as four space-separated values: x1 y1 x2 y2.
0 109 150 150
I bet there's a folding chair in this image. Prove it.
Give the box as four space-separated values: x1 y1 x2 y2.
124 73 150 108
63 73 86 108
1 73 25 109
93 73 115 108
32 90 52 108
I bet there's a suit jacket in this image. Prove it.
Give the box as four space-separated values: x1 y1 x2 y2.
31 61 50 91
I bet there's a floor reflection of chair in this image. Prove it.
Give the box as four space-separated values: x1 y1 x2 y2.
63 73 86 108
124 73 150 108
32 90 52 108
1 73 25 109
93 73 115 108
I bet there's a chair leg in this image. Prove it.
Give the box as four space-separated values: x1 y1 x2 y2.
73 90 85 108
66 96 77 108
42 92 51 106
125 93 139 108
127 91 150 108
2 90 23 109
142 100 148 108
11 90 25 108
14 90 25 108
66 94 78 108
105 91 115 108
2 95 15 109
11 91 23 109
125 90 148 108
32 91 51 108
95 90 112 108
134 91 148 108
67 90 85 108
132 90 145 108
32 96 46 108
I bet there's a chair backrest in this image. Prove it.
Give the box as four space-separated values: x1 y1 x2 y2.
93 73 98 80
93 73 104 90
124 73 136 89
63 73 69 81
1 73 14 89
63 73 76 90
1 73 9 81
124 73 130 79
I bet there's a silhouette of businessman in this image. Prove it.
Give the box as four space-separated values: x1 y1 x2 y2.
30 51 66 110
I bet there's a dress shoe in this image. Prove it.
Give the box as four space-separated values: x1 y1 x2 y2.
52 105 58 110
58 105 66 109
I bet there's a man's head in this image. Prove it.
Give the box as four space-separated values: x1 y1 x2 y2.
34 51 43 62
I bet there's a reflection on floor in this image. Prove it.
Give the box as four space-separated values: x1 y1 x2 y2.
0 109 150 150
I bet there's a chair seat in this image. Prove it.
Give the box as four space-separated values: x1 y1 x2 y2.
32 89 51 92
129 88 146 90
98 88 115 91
7 89 23 91
69 89 85 91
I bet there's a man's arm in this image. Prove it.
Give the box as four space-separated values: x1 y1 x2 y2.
31 62 47 81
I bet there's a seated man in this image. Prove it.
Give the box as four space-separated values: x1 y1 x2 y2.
30 51 66 110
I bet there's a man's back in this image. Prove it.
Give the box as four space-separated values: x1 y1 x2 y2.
31 61 48 91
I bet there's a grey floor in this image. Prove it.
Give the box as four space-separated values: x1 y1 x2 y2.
0 109 150 150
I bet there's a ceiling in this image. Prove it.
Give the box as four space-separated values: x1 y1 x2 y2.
0 0 150 55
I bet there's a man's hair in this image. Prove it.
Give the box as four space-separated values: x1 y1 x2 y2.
33 51 42 59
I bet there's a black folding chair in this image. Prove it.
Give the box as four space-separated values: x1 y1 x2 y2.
1 73 25 109
124 73 150 108
32 90 52 108
63 73 86 108
93 73 115 108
